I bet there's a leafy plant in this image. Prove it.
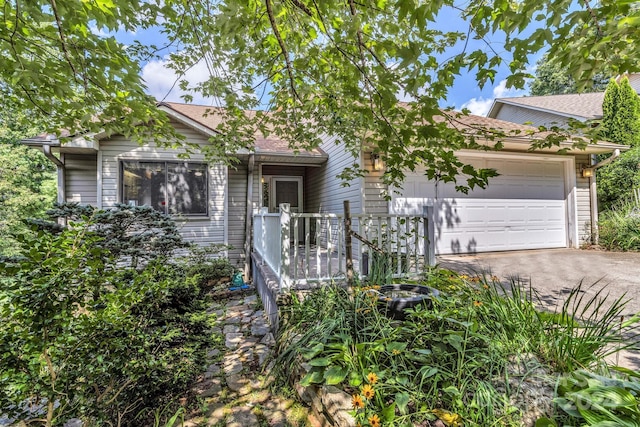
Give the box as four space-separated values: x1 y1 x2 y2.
0 205 217 426
275 270 640 426
598 200 640 251
538 368 640 426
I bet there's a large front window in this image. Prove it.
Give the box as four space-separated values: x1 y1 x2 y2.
121 161 208 215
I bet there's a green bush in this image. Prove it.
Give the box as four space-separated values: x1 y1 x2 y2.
598 202 640 251
596 147 640 213
0 205 217 426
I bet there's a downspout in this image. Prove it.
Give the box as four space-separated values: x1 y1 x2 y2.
42 143 65 204
588 149 621 245
244 154 255 280
589 154 598 245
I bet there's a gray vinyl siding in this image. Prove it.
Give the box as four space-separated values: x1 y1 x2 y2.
362 151 389 215
306 135 362 214
99 121 226 249
64 154 98 205
574 154 593 244
494 104 572 128
228 163 248 268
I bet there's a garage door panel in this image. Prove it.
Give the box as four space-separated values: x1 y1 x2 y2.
391 157 568 255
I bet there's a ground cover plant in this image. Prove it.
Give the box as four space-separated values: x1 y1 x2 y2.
274 270 640 426
0 204 232 426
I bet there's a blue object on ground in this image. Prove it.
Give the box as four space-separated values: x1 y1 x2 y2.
229 272 250 291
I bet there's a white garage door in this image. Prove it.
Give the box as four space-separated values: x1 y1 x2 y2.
391 156 567 255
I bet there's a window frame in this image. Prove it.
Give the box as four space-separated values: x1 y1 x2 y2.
120 160 209 217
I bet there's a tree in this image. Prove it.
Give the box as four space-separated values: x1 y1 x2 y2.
597 77 640 210
603 77 640 147
1 1 639 189
529 54 609 96
0 109 56 256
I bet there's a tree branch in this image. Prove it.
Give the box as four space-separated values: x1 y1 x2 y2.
49 0 79 83
265 0 299 101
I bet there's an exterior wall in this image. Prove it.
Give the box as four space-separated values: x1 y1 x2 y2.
362 151 389 215
574 154 594 244
228 162 248 268
64 153 97 205
494 104 572 128
99 121 227 250
306 135 362 214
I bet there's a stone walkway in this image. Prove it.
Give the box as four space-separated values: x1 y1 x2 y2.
183 288 311 427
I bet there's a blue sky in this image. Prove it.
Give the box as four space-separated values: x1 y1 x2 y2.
108 7 539 116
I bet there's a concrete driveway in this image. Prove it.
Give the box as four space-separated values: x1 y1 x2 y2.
437 248 640 369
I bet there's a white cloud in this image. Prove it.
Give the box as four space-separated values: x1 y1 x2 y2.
460 79 527 116
141 57 219 105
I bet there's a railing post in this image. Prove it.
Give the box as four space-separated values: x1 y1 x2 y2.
423 203 436 267
280 203 291 290
344 200 354 287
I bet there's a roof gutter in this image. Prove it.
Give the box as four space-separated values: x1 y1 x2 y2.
42 143 66 204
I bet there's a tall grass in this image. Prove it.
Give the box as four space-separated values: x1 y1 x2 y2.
273 271 640 426
598 201 640 251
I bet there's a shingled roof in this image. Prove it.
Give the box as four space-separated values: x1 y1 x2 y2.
488 92 605 121
159 102 327 157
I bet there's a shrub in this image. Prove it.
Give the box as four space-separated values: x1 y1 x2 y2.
0 205 216 426
598 202 640 251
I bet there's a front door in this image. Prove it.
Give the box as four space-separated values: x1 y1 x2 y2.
270 177 303 243
270 177 303 214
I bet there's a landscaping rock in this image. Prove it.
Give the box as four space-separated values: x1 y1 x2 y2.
225 332 244 349
223 354 243 375
251 322 270 337
226 406 259 427
226 374 251 394
260 332 275 346
223 324 240 334
320 386 356 427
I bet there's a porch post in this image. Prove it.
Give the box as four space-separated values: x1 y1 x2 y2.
423 204 436 267
280 203 291 290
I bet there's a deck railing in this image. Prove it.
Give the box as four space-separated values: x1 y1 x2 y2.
252 203 435 291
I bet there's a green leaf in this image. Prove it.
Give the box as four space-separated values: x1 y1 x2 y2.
323 365 348 385
534 418 556 427
300 368 325 386
395 392 410 414
308 357 332 367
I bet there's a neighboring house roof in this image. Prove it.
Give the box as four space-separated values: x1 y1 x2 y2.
487 92 605 121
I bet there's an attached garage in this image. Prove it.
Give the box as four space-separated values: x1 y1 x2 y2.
390 153 574 255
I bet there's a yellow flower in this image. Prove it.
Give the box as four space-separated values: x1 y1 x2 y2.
361 384 375 400
432 409 462 427
391 349 401 355
368 413 381 427
483 284 489 290
491 275 499 282
460 274 469 280
352 394 364 409
367 372 378 385
473 300 482 307
470 276 480 283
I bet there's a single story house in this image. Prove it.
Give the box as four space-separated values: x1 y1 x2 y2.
24 102 623 280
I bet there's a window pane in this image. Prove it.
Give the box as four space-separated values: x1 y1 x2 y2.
167 163 208 215
122 161 167 213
